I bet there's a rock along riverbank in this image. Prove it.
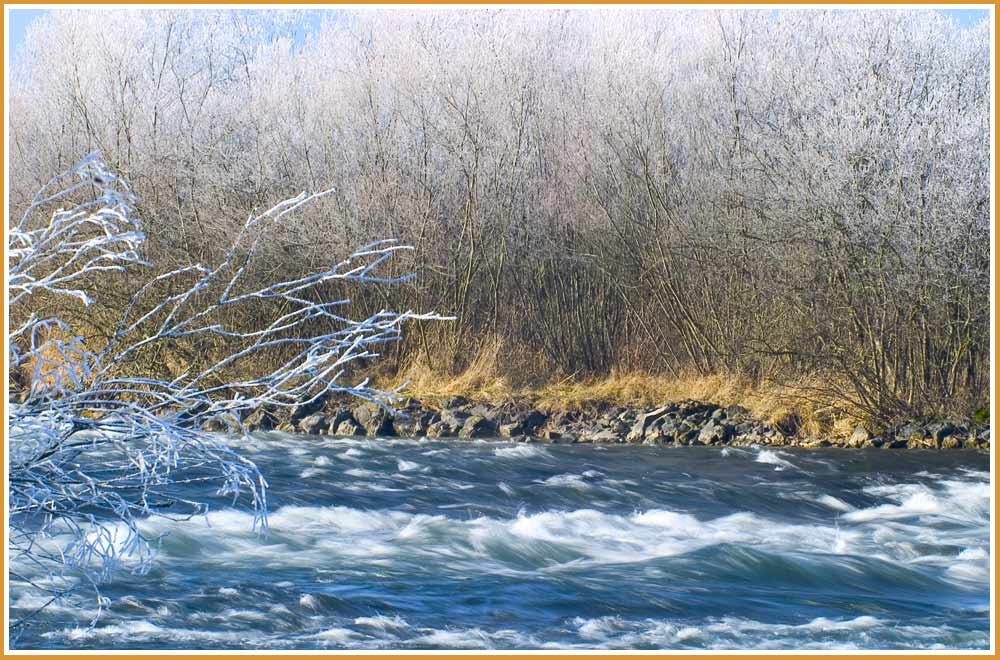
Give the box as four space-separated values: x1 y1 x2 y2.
216 395 991 451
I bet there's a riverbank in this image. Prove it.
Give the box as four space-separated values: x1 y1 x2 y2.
228 394 991 451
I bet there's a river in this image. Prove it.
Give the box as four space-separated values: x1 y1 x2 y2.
11 434 992 650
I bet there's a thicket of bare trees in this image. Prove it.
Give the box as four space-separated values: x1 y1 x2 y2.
9 8 991 425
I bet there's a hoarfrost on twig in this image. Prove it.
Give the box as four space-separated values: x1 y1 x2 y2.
8 153 443 638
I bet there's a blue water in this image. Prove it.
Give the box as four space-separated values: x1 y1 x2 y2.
11 436 992 649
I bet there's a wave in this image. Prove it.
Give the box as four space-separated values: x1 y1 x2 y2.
844 479 989 523
815 495 853 511
15 465 987 594
537 473 594 490
754 448 796 471
353 615 409 631
39 612 987 650
343 468 377 478
15 445 987 651
568 614 988 650
494 445 552 459
97 476 983 590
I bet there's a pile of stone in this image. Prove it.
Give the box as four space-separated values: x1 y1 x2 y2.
222 394 990 451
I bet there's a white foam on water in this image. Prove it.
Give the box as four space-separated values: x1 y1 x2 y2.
313 456 333 467
537 473 593 490
339 483 405 493
17 434 989 652
87 464 984 586
816 495 853 512
344 468 378 478
410 629 487 648
408 627 534 649
190 608 271 623
397 459 422 472
46 620 265 644
945 546 991 582
38 612 986 651
10 592 94 619
568 614 985 650
493 445 551 459
313 627 358 643
957 547 988 560
354 614 409 631
754 449 796 471
844 479 990 524
299 467 325 479
576 615 625 639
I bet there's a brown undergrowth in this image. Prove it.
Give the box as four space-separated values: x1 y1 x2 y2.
378 343 871 439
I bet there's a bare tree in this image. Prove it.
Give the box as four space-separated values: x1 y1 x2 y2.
9 8 990 427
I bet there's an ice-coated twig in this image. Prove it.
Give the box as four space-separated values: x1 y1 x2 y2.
8 153 443 639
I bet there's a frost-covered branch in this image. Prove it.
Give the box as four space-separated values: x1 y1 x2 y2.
8 154 442 638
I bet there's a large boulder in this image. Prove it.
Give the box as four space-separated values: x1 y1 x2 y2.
972 431 990 450
590 429 622 444
847 425 871 448
625 404 675 443
697 419 732 445
656 418 686 443
498 409 547 437
673 427 699 445
290 395 327 425
459 415 496 439
498 422 521 438
940 436 964 450
439 408 471 429
467 404 498 419
326 408 356 434
595 415 629 435
520 410 548 434
334 419 364 436
243 405 280 432
426 421 456 438
395 411 439 437
298 413 328 435
928 422 962 444
352 403 395 437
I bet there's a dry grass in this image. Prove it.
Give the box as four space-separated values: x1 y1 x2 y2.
385 340 519 407
380 345 870 438
17 327 93 394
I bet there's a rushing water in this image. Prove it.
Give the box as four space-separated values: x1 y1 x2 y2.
11 435 992 650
